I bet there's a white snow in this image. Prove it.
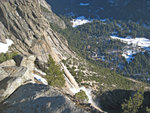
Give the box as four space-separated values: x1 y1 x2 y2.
101 56 105 61
33 74 48 85
71 16 92 27
63 63 101 111
110 36 150 63
143 24 150 29
34 68 46 76
100 8 104 10
100 18 107 22
71 16 108 28
122 50 136 63
80 3 89 6
110 36 150 49
0 39 13 53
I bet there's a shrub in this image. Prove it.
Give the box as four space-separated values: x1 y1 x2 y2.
146 107 150 113
0 51 18 63
75 90 88 103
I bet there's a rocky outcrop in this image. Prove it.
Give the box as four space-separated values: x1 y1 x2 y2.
0 67 8 81
0 0 74 66
0 66 34 103
0 55 93 113
61 63 79 89
39 0 66 29
0 59 16 67
0 0 93 112
0 83 88 113
0 0 77 96
0 55 36 103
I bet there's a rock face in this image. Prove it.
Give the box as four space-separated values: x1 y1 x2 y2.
0 83 88 113
0 55 90 113
0 55 35 103
0 0 90 113
0 66 33 103
0 59 16 67
0 0 73 65
39 0 66 29
0 0 77 95
0 67 8 81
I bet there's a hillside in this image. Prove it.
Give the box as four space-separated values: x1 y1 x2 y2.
0 0 150 113
46 0 150 23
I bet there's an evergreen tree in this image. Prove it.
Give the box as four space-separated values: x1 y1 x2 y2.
121 88 144 113
46 55 65 88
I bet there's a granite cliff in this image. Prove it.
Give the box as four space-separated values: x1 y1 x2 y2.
1 0 150 113
0 0 72 65
0 0 91 113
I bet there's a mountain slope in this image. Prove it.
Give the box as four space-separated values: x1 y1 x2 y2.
0 0 150 113
0 0 89 113
0 83 87 113
46 0 150 22
0 0 73 66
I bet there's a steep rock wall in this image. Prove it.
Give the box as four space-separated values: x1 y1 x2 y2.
0 0 74 65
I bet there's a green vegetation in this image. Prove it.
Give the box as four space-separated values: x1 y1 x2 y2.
146 107 150 113
0 52 18 63
121 88 144 113
47 0 150 23
63 57 137 92
51 16 150 83
46 55 65 88
75 90 88 102
123 52 150 81
67 67 84 84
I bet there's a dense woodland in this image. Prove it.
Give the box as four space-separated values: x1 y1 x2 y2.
46 0 150 23
51 16 150 83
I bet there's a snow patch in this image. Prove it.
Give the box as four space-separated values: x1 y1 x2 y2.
100 18 107 22
143 24 150 29
110 36 150 63
100 8 104 10
33 74 48 85
110 36 150 49
122 50 136 63
0 39 13 53
71 16 92 27
80 3 89 6
101 56 105 61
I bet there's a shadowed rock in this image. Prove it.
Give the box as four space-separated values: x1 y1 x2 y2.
0 83 88 113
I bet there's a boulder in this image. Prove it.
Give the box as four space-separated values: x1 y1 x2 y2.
0 67 8 81
0 83 88 113
20 55 36 71
0 59 16 67
0 66 34 103
0 55 35 102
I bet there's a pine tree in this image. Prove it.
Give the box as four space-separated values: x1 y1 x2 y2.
46 55 65 88
121 88 144 113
